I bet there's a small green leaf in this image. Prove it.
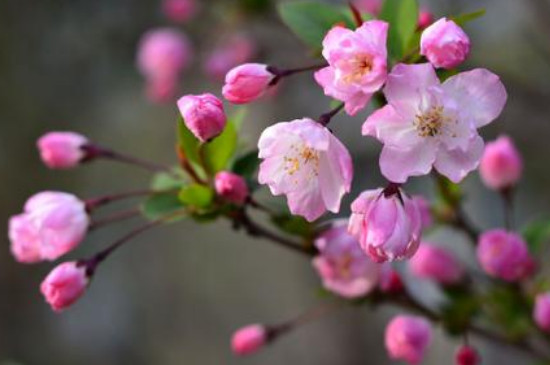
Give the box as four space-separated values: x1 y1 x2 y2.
150 171 186 191
278 1 355 50
231 150 260 178
451 8 486 26
178 184 214 209
271 213 314 239
202 121 238 174
484 286 532 340
177 117 203 174
522 219 550 254
141 192 185 221
379 0 419 61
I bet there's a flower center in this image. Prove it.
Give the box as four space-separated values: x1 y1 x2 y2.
414 105 448 137
343 54 373 83
283 144 320 179
336 252 354 279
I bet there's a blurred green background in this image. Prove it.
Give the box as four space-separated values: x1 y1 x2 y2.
1 0 550 364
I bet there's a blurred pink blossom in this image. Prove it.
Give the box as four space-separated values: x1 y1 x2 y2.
480 135 522 190
37 131 88 169
385 315 432 365
40 262 88 312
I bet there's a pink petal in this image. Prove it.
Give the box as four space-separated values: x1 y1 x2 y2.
434 135 484 183
363 104 422 149
379 141 437 183
442 68 507 128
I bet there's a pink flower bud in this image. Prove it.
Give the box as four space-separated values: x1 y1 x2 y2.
215 171 249 205
40 262 88 312
177 93 227 142
409 243 464 285
162 0 198 23
231 324 267 356
9 192 89 263
417 10 434 30
534 292 550 332
385 315 432 365
37 132 88 169
477 229 533 282
479 136 522 191
205 34 256 81
353 0 381 15
348 188 422 263
379 264 404 294
222 63 274 104
455 345 479 365
313 220 380 298
137 28 192 81
420 18 470 69
412 195 433 230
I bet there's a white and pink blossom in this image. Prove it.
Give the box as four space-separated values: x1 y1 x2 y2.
258 118 353 222
37 132 89 169
363 63 507 183
315 21 388 116
40 262 88 312
420 18 470 69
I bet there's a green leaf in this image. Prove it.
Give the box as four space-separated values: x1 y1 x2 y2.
271 213 314 239
379 0 419 61
278 1 355 50
177 117 203 174
484 286 532 339
201 121 238 174
178 184 214 209
141 192 185 221
522 219 550 254
231 150 260 178
451 8 486 27
150 171 186 191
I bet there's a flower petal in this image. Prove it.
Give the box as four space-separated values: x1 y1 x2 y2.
379 141 437 183
363 104 421 149
434 135 484 183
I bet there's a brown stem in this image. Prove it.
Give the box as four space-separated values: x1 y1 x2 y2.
85 188 178 211
348 2 364 27
89 208 142 230
317 103 345 127
267 63 328 86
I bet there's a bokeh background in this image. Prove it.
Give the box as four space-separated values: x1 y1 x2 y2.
1 0 550 364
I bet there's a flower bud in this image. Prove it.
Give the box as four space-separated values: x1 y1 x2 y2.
479 136 522 191
222 63 274 104
420 18 470 69
385 315 432 365
417 10 434 30
477 229 533 282
313 220 380 298
177 93 227 142
162 0 198 23
231 324 267 356
40 262 89 312
137 28 192 81
214 171 249 205
348 188 422 263
9 192 89 263
409 243 464 285
37 132 89 169
379 264 404 294
534 292 550 332
455 345 479 365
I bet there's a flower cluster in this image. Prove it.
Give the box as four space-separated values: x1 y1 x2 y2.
9 1 550 364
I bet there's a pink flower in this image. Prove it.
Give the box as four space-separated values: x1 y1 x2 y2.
315 21 388 116
477 229 533 282
37 132 89 169
363 63 507 183
231 324 267 356
205 34 256 81
379 264 404 293
455 345 480 365
215 171 249 205
312 220 380 298
41 262 88 312
420 18 470 69
385 315 432 365
9 192 89 263
137 28 192 81
535 293 550 332
348 188 422 263
353 0 381 15
409 243 464 285
177 93 227 142
162 0 198 23
412 195 433 230
145 76 179 104
417 10 434 30
258 118 353 222
222 63 274 104
480 135 522 190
